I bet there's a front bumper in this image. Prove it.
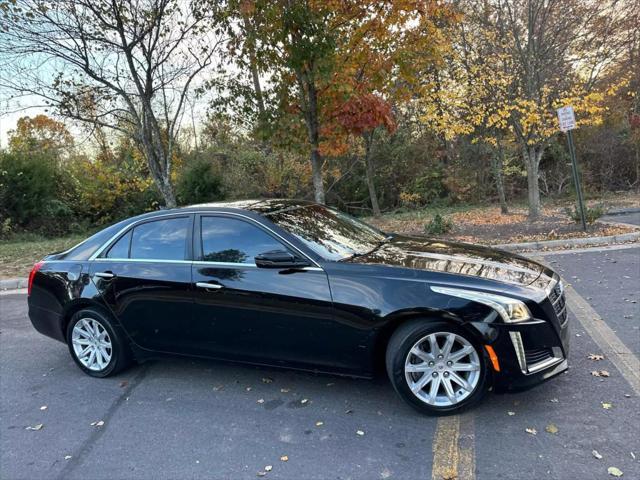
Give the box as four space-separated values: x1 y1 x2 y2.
484 280 570 392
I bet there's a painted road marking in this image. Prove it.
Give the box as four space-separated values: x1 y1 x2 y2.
531 254 640 395
431 414 475 480
564 283 640 395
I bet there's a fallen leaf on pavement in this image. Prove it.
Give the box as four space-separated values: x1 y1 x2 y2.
356 430 365 436
602 402 613 409
588 354 605 361
592 450 603 460
315 421 324 427
25 424 43 431
64 455 72 460
607 466 623 477
525 428 537 435
119 380 128 388
280 455 288 462
265 465 273 472
545 424 558 434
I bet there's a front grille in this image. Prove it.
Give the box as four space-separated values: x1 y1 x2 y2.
549 281 568 326
525 347 554 365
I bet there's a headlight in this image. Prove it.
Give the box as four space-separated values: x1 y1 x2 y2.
431 286 532 323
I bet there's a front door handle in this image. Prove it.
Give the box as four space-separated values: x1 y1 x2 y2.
95 272 115 279
196 282 223 290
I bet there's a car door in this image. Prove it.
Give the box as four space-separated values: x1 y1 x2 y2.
91 214 194 353
190 213 338 370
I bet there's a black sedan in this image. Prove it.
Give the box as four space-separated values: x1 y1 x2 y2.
28 200 569 414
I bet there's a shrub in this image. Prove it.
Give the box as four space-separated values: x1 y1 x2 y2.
425 213 454 235
564 204 605 225
0 151 64 234
177 158 225 205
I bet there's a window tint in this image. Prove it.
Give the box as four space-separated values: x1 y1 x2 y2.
106 230 132 259
130 217 190 260
201 217 286 264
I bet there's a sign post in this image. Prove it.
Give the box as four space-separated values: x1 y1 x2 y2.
557 106 587 231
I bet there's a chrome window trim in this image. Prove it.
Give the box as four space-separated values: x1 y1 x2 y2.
92 258 192 265
192 261 258 268
88 210 322 269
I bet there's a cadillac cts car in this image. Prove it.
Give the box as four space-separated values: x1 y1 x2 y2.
28 200 569 414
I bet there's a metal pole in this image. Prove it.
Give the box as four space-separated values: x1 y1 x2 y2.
566 130 587 231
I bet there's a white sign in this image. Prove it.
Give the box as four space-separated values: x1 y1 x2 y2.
557 106 576 132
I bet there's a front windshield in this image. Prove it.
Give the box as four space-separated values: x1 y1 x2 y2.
266 204 387 261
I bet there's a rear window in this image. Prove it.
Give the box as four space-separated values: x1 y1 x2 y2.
130 217 190 260
60 219 131 260
106 230 132 259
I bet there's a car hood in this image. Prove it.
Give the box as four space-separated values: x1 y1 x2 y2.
346 235 550 288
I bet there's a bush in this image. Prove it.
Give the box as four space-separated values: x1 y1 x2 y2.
424 213 454 235
0 151 75 237
177 158 225 205
564 204 605 225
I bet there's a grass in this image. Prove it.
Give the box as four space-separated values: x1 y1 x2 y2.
0 233 87 279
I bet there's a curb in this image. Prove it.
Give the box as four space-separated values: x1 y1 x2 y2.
0 278 28 291
495 231 640 252
604 207 640 216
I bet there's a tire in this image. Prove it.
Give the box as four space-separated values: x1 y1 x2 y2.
386 319 488 415
66 307 132 378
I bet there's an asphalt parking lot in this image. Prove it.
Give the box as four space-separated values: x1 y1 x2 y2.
1 246 639 480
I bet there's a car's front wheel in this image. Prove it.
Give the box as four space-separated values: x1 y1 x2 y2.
66 308 132 377
386 320 488 415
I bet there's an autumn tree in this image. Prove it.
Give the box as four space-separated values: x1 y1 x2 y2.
217 1 454 207
0 0 225 207
8 115 74 161
487 0 628 218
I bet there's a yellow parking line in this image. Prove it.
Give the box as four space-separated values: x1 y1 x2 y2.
431 414 475 480
530 254 640 395
564 284 640 395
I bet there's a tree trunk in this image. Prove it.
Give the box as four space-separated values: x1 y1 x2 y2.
523 144 544 219
155 176 177 208
303 80 325 204
493 140 508 214
310 147 325 204
363 131 381 217
141 140 177 208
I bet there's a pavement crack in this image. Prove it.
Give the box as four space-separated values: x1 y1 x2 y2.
54 363 151 480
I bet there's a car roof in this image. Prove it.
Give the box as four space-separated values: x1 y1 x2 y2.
164 199 317 216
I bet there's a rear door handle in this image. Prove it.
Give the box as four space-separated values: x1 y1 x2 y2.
196 282 223 290
95 272 115 279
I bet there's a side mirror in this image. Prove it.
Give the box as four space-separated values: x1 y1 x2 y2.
254 250 310 269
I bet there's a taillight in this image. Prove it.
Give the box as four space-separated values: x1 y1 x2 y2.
28 261 44 296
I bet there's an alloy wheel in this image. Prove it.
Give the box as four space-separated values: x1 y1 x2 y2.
71 318 113 371
404 331 481 407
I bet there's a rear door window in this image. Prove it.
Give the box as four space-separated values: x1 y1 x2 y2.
130 217 190 260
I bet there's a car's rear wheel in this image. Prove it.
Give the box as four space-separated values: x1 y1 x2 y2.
66 308 132 377
386 320 488 415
